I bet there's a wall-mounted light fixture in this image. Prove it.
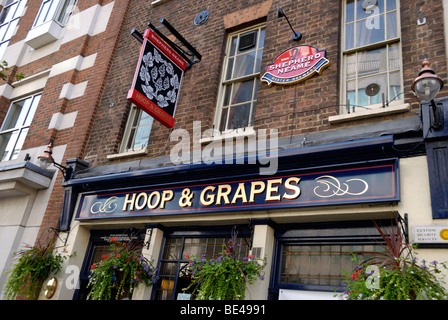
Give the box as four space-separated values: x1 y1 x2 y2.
38 143 73 181
277 8 302 42
411 59 445 130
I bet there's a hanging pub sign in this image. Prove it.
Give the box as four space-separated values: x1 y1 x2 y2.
127 28 187 128
261 45 330 86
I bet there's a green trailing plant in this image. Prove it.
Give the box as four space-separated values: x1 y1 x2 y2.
87 235 158 300
184 240 266 300
3 239 73 300
338 219 448 300
0 60 24 81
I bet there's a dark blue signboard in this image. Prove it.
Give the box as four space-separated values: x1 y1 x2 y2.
75 160 398 220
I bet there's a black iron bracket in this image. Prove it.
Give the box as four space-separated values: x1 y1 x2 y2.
131 17 202 71
48 227 69 246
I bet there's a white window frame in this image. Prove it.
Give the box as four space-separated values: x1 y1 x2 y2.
0 93 41 162
33 0 77 28
119 105 154 154
340 0 404 115
0 0 27 59
214 24 265 133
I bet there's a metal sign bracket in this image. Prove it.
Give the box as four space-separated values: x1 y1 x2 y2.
131 17 202 70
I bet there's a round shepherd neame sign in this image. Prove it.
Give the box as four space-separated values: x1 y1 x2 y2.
261 45 330 86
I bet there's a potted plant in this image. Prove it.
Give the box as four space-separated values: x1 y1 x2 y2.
3 238 73 300
184 240 266 300
338 219 448 300
87 236 158 300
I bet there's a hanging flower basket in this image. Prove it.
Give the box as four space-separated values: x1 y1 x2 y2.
184 240 266 300
87 236 158 300
3 239 73 300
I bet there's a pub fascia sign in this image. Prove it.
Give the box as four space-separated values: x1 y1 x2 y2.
127 28 187 128
75 160 399 220
261 45 330 86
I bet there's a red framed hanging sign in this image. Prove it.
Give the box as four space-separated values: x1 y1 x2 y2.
127 28 187 128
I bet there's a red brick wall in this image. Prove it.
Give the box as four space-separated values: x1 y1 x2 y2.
15 0 135 242
83 0 447 168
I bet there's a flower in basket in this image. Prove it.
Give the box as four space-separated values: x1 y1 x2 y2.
3 239 74 300
184 240 266 300
87 236 158 300
338 220 448 300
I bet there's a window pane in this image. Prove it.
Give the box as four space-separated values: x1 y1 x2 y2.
234 51 256 78
358 73 387 106
255 49 263 73
56 0 73 24
389 71 401 100
225 57 234 80
280 244 384 288
346 53 356 80
258 28 265 49
386 11 397 39
25 95 41 126
4 17 18 41
386 0 396 11
231 79 254 104
229 36 237 57
14 0 27 20
0 130 17 161
357 47 387 77
10 127 28 160
346 0 355 23
223 85 231 106
388 44 400 71
2 3 17 23
227 103 251 129
1 101 22 130
0 23 8 41
356 0 384 20
219 107 228 132
34 1 52 26
345 23 354 50
356 15 384 47
132 124 152 149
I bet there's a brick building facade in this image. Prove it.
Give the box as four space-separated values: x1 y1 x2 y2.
1 0 448 301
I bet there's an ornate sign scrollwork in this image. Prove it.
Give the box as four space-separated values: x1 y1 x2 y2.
313 175 369 198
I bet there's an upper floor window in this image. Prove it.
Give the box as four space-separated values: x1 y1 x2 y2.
120 105 154 153
0 0 27 59
0 93 41 162
216 25 265 132
342 0 402 113
33 0 77 27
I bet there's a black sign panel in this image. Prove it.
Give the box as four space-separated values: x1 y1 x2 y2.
128 29 186 128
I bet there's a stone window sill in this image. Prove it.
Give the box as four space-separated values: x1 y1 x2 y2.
199 127 256 144
328 103 411 124
107 148 148 160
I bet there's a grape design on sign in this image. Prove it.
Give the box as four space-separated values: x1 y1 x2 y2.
139 48 180 109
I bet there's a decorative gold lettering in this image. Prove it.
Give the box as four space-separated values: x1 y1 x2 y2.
123 193 136 211
135 192 148 210
160 190 174 209
231 183 248 204
265 178 282 201
283 177 301 200
200 186 216 206
216 184 232 205
147 191 161 209
249 181 266 203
